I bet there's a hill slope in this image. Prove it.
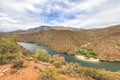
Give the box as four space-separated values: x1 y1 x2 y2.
90 30 120 61
19 30 86 54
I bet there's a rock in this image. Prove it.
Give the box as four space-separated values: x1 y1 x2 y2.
2 67 11 73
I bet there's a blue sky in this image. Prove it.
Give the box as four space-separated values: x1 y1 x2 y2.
0 0 120 31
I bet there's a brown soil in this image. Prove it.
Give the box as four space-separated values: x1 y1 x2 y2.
0 61 48 80
0 61 91 80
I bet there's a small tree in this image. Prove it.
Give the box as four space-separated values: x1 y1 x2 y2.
34 49 51 62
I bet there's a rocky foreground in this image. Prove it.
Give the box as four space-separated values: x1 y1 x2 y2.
0 61 93 80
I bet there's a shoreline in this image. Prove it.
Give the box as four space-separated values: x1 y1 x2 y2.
75 55 99 62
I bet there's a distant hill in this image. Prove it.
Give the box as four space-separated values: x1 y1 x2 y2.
9 26 52 33
27 26 52 32
9 26 80 33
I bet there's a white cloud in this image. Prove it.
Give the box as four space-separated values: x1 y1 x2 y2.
79 0 108 10
0 13 47 32
0 0 47 13
0 13 18 23
55 0 120 28
0 0 120 32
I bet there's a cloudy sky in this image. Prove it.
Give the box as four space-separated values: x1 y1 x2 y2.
0 0 120 32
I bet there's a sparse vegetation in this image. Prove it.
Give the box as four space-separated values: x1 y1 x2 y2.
38 67 61 80
66 62 80 77
66 62 120 80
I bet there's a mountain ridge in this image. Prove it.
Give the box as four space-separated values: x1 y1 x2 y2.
7 24 120 34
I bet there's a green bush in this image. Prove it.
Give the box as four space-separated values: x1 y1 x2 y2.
77 46 96 58
49 58 56 63
38 67 60 80
0 38 22 64
53 61 61 68
11 60 24 69
34 49 51 62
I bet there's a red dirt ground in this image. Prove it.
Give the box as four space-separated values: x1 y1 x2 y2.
0 61 93 80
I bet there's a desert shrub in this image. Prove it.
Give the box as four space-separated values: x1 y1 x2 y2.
53 61 61 68
11 60 24 69
66 62 80 77
34 49 51 62
49 58 56 63
0 38 22 64
38 67 61 80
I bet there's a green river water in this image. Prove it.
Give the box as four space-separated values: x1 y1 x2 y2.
18 42 120 72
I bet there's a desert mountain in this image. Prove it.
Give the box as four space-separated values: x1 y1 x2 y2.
9 26 77 33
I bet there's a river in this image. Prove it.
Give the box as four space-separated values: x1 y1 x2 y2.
18 42 120 72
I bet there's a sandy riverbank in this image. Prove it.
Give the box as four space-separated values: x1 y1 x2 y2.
75 55 99 62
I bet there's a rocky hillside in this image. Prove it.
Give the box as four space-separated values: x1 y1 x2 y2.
19 30 86 54
90 30 120 61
